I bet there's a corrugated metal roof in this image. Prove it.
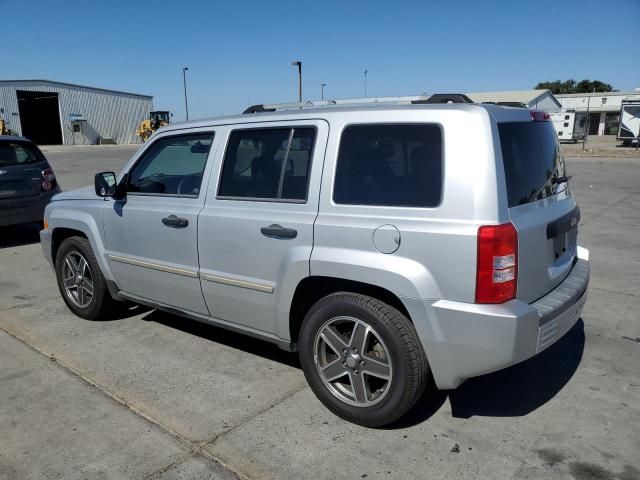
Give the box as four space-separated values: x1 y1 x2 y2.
0 79 152 99
465 89 552 104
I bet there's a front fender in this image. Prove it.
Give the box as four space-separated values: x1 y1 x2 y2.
47 204 113 281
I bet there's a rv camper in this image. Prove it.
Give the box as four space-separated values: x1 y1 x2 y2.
617 100 640 146
550 111 587 143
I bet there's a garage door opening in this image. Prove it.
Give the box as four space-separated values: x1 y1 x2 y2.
16 90 63 145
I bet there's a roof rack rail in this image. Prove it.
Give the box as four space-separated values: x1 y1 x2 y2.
242 93 474 114
411 93 474 104
481 101 527 108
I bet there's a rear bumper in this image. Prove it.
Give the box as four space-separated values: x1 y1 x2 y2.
405 248 590 389
0 189 59 227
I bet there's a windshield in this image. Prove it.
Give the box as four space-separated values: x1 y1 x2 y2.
0 141 46 167
498 121 566 207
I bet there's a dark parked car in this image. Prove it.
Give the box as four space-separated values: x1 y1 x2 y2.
0 136 60 227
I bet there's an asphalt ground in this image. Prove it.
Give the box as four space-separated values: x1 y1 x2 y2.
0 145 638 480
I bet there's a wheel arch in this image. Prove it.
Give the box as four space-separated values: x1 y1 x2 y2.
52 227 88 264
288 276 412 345
48 209 114 282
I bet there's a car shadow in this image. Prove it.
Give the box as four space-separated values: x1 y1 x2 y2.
448 319 585 419
136 308 584 427
378 319 585 429
141 309 300 369
95 302 152 321
0 223 42 249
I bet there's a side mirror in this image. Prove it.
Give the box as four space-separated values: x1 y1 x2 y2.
95 171 117 197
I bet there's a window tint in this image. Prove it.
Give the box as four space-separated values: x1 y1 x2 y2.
128 133 213 196
218 127 315 201
498 121 565 207
333 124 442 207
0 141 45 167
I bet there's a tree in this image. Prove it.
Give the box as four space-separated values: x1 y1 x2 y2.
534 79 614 94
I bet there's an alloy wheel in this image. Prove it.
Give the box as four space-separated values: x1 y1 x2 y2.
314 316 393 407
61 250 94 308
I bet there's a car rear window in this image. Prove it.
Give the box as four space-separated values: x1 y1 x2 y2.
498 121 564 207
333 124 443 207
0 141 46 167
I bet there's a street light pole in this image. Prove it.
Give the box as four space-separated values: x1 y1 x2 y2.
291 60 302 102
364 69 368 97
321 83 326 101
583 95 591 151
182 67 189 121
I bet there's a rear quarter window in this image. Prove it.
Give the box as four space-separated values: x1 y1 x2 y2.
333 124 443 207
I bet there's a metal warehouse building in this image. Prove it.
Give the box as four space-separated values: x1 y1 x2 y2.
0 80 153 145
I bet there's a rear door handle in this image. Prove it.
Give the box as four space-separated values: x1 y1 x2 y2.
162 215 189 228
261 224 297 239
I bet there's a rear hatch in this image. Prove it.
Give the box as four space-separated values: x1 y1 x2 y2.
0 140 47 200
498 118 579 303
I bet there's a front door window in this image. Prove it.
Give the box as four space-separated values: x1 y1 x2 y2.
128 133 214 197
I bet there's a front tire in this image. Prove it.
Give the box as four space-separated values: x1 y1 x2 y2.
298 292 429 427
55 236 114 320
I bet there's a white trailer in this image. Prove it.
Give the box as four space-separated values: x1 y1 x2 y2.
550 111 587 142
617 100 640 146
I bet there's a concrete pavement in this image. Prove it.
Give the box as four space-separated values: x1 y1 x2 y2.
0 146 639 479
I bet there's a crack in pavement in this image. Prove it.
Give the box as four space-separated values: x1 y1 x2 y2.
201 383 310 451
591 286 638 299
0 324 249 480
581 192 638 226
0 296 62 313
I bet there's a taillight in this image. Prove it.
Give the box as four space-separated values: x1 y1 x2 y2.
475 223 518 304
42 167 56 191
530 110 550 121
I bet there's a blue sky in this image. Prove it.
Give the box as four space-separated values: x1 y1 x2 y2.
5 0 639 121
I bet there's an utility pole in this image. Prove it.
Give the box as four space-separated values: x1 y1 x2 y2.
291 61 302 102
583 95 591 151
364 69 368 97
321 83 326 101
182 67 189 121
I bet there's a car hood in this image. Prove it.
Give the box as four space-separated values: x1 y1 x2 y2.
52 186 99 201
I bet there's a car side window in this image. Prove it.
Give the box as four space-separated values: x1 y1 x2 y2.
218 127 316 201
333 124 443 207
127 133 214 196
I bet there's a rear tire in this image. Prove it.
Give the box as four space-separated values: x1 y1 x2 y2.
298 292 429 427
54 236 115 320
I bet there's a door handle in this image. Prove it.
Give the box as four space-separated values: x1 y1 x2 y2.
260 224 297 239
162 215 189 228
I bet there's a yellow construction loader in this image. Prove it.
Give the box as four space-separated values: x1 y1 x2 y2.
136 111 171 142
1 118 18 136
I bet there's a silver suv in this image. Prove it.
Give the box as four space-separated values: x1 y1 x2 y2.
41 96 590 427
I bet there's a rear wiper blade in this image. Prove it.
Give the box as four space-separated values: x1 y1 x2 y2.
526 169 568 203
553 175 572 184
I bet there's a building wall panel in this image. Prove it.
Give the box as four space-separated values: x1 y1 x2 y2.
0 81 153 145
